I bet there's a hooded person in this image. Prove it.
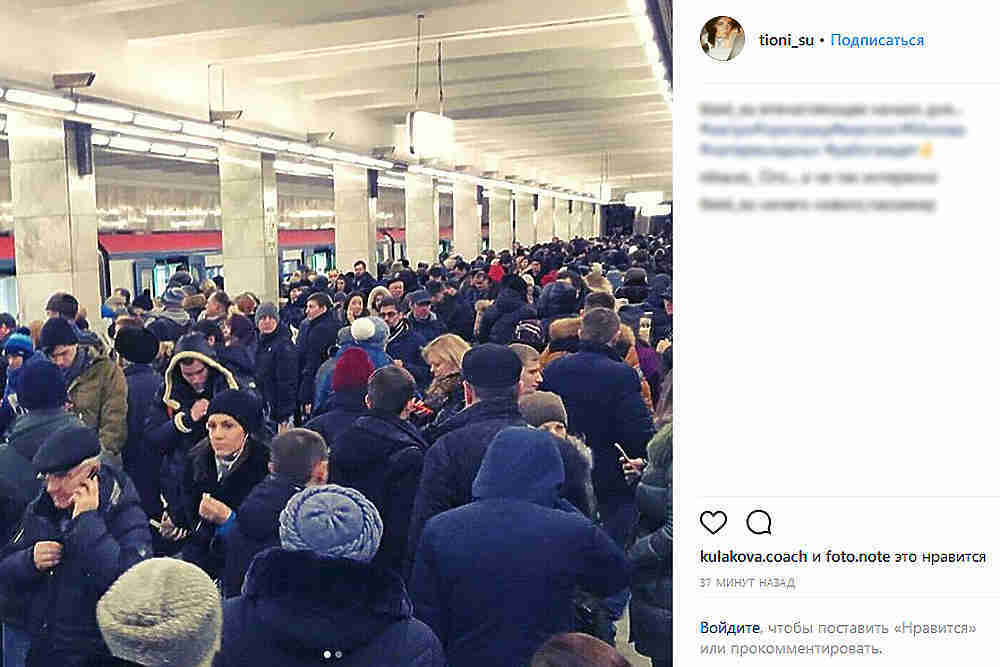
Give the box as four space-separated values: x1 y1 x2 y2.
409 427 628 667
305 348 374 446
539 317 581 370
145 333 259 547
406 344 527 572
39 316 128 467
331 366 429 574
477 275 538 345
538 280 579 335
97 558 222 667
146 287 193 343
177 390 270 580
0 425 151 667
115 326 165 525
216 485 445 667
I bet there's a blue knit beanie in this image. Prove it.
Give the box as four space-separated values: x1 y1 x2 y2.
279 485 383 562
3 333 33 359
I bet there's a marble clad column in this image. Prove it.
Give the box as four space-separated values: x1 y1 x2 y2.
634 210 651 235
404 172 439 267
570 200 584 239
488 187 513 252
514 192 535 248
535 195 554 243
8 112 100 324
553 198 570 240
452 181 480 260
333 163 376 275
596 204 606 237
219 146 278 304
580 203 594 239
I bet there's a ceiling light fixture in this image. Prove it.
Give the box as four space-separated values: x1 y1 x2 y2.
223 128 258 145
134 113 183 132
150 142 187 157
183 121 223 139
185 148 218 161
109 135 151 152
76 101 135 123
285 142 314 156
257 136 289 152
5 88 76 112
209 109 243 123
91 133 110 146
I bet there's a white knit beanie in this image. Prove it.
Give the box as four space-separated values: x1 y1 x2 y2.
97 558 222 667
351 317 377 342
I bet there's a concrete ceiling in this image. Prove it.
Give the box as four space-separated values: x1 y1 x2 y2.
3 0 671 199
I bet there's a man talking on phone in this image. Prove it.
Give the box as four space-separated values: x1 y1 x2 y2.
0 425 151 667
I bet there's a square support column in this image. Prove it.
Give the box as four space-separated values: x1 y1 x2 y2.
8 112 100 323
334 163 376 275
452 181 480 260
219 146 279 304
570 200 584 239
580 203 594 239
553 198 570 241
514 192 535 248
405 172 440 267
488 188 513 252
535 196 555 243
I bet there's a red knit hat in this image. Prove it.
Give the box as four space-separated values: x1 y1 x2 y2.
487 264 506 283
332 348 375 392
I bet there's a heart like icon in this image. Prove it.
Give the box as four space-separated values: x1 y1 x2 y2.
700 510 727 535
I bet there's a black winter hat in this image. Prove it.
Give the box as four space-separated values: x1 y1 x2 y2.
462 343 522 389
115 327 160 365
19 359 67 411
39 317 78 350
207 390 263 435
33 425 100 475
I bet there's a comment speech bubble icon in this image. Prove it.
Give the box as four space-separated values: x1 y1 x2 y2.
746 509 772 535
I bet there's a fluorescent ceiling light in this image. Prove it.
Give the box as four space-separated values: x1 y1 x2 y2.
312 146 342 161
185 148 218 161
257 136 288 152
91 133 110 146
286 142 314 156
5 89 75 112
378 177 406 189
109 135 151 152
223 128 258 145
183 121 223 139
76 102 134 123
134 113 182 132
150 142 187 157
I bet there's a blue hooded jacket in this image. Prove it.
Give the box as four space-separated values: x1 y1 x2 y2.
409 427 628 667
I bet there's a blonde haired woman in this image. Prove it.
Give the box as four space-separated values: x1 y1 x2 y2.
410 333 470 439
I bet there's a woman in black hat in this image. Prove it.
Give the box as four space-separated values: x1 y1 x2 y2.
177 389 269 580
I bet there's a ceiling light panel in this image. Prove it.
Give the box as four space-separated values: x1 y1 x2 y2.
134 113 183 132
183 121 223 139
76 102 134 123
5 89 75 111
109 136 151 152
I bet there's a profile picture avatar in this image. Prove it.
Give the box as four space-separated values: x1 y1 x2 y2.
701 16 744 62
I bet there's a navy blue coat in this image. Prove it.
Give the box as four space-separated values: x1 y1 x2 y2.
478 288 537 345
541 341 656 502
296 310 341 405
221 474 303 599
406 398 526 569
303 390 367 447
331 415 428 574
0 466 151 662
122 363 163 521
218 548 445 667
407 312 447 346
255 326 298 423
410 427 628 667
386 322 432 390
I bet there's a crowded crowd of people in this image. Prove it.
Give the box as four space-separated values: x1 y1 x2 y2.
0 232 671 667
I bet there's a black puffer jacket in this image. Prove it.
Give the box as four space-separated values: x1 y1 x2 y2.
218 548 445 667
296 310 341 406
121 363 163 521
478 287 538 345
331 415 428 574
629 424 671 663
255 325 298 423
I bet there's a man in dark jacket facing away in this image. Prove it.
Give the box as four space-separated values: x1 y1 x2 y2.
296 292 340 417
407 344 527 570
220 428 329 598
332 366 428 574
541 307 656 548
410 427 628 667
217 484 445 667
477 275 538 345
0 426 151 667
